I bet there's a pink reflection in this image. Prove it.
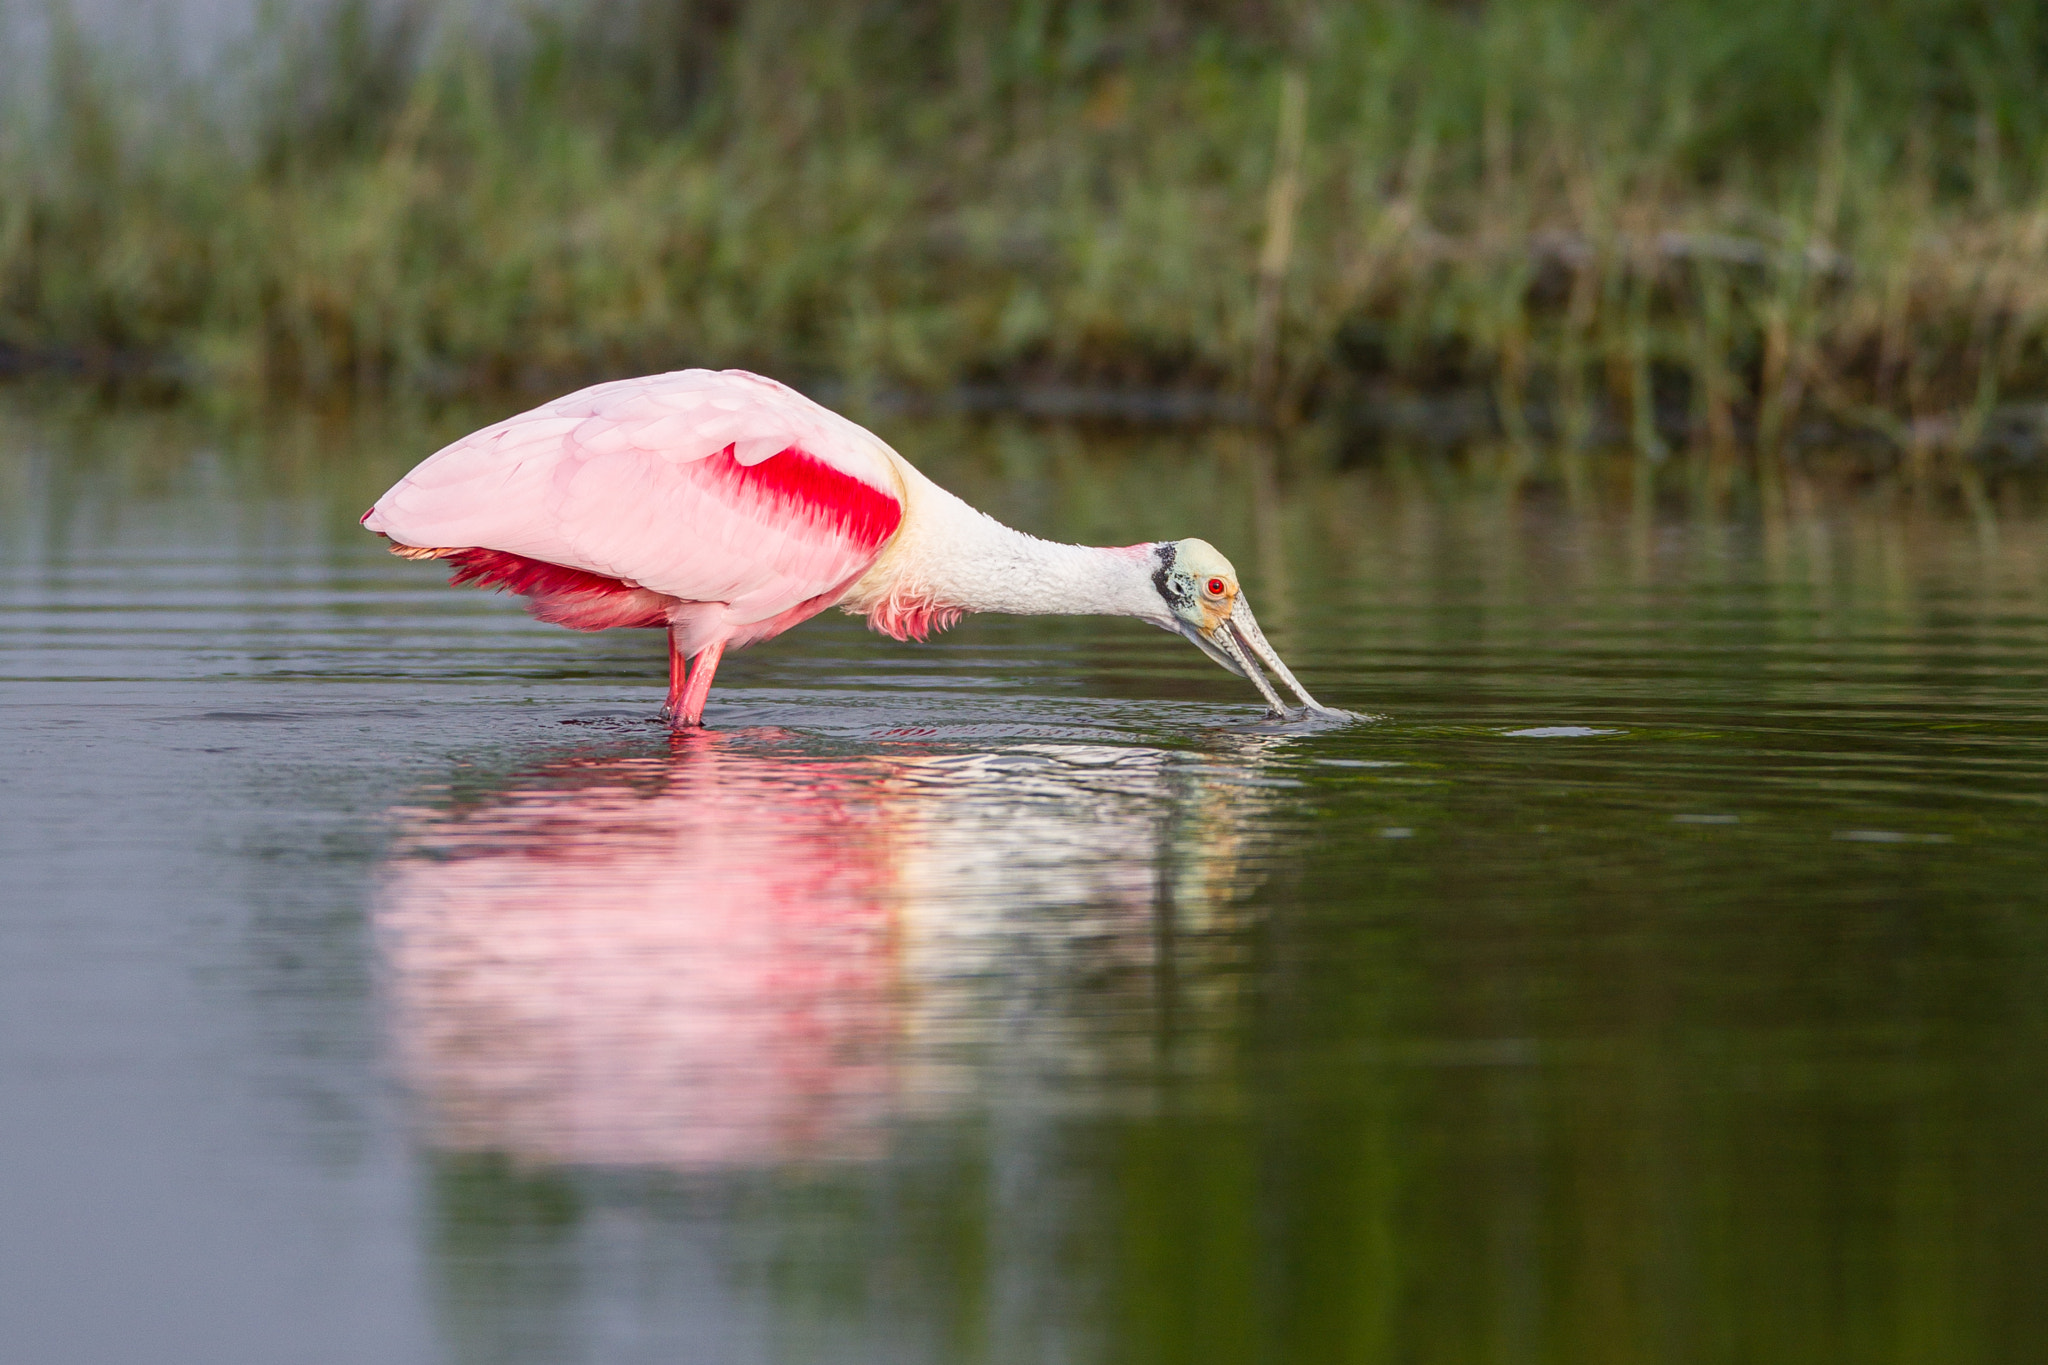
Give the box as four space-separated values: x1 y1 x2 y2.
377 738 904 1169
376 733 1284 1171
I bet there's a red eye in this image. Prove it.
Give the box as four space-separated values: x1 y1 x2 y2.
1206 577 1226 596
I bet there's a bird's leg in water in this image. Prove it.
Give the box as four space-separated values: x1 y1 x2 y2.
670 640 726 729
662 627 690 721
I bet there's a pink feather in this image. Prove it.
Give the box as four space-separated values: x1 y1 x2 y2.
363 370 906 660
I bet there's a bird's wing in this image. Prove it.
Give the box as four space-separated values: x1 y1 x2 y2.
363 370 905 622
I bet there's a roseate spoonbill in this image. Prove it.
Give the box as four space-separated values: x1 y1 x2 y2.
362 368 1332 726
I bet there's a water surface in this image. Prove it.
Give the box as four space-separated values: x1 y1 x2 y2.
5 395 2048 1364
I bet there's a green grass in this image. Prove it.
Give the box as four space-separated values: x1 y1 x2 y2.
4 0 2048 459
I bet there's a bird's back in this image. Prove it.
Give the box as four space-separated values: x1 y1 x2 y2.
363 370 909 644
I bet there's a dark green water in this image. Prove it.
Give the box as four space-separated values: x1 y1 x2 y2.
4 393 2047 1364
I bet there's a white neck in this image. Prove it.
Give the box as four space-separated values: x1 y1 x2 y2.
844 458 1172 626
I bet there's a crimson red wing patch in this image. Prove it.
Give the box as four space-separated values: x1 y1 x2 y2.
442 548 673 630
706 445 902 550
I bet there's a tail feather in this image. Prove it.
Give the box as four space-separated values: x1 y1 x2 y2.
390 542 676 631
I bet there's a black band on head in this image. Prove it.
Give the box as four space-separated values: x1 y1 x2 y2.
1151 542 1193 610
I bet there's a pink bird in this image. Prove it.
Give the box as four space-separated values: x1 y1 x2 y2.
362 369 1331 727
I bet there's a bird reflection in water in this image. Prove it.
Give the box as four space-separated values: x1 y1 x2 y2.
374 729 1294 1170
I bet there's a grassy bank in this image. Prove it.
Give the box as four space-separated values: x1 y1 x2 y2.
4 0 2048 458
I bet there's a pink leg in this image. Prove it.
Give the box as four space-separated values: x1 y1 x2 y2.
663 628 690 720
670 639 726 729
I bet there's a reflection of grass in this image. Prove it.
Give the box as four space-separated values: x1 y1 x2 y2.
5 1 2048 456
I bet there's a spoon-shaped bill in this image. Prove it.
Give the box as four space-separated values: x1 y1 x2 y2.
1178 594 1334 717
1181 617 1291 714
1223 596 1333 713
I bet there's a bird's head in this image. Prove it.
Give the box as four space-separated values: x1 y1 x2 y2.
1151 538 1334 718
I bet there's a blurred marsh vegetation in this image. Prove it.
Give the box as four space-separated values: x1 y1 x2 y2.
4 0 2048 467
